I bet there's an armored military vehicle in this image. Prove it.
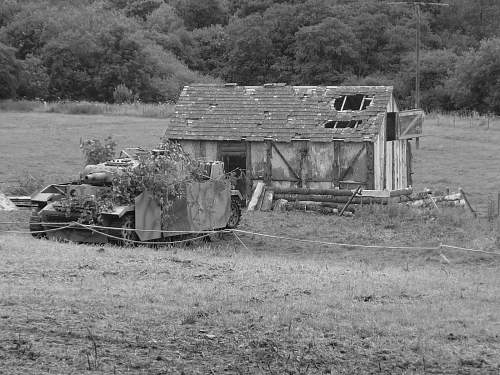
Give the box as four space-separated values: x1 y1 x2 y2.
29 148 242 244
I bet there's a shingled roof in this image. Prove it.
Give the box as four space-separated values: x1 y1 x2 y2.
165 84 394 143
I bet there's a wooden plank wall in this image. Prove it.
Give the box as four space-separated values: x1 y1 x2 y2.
386 142 393 190
385 140 407 190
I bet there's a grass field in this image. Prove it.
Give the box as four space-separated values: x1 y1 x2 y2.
1 211 499 374
0 111 500 373
412 114 500 214
0 112 167 191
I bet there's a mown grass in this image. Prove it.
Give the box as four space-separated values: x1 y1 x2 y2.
412 114 500 215
0 209 499 374
0 112 167 192
1 112 499 373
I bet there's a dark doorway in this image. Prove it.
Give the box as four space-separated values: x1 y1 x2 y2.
218 141 247 198
386 112 397 141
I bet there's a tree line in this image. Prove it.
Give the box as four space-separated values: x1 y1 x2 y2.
1 0 499 113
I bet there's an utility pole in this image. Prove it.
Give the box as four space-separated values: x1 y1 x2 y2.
387 2 449 109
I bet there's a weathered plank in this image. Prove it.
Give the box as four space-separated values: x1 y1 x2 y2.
273 187 354 196
274 193 389 204
247 182 265 211
260 189 274 211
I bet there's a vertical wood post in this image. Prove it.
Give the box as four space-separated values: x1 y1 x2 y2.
333 141 341 187
245 141 252 201
407 140 413 187
298 142 308 188
264 140 272 185
365 141 375 189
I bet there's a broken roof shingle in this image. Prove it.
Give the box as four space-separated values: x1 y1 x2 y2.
165 84 394 142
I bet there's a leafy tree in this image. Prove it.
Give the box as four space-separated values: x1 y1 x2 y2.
18 54 50 99
0 4 59 59
0 0 21 28
222 14 274 84
188 24 229 76
294 17 359 84
146 3 184 33
451 38 500 114
175 0 228 30
0 41 20 98
125 0 163 21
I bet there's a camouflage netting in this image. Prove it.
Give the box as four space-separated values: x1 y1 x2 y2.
56 140 208 225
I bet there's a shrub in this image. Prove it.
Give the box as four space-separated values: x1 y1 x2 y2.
80 136 117 166
113 84 135 104
6 174 45 195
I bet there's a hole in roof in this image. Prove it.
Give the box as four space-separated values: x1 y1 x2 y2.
332 95 373 111
324 120 362 129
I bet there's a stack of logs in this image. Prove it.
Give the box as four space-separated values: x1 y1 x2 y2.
248 182 469 216
271 187 413 215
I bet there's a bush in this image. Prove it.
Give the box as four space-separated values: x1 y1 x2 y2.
80 136 117 166
113 84 135 104
6 174 45 195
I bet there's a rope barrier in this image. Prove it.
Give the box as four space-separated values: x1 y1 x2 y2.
0 221 222 234
231 229 440 251
0 221 499 256
74 222 212 245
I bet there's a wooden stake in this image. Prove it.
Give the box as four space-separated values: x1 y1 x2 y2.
340 186 362 216
459 188 477 218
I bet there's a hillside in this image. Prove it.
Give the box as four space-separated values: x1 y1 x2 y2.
1 0 500 113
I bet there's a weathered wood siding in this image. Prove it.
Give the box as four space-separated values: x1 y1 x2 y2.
250 141 373 190
178 136 411 193
374 118 386 190
178 140 218 160
384 140 408 190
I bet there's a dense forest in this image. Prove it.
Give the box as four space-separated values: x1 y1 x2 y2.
1 0 499 113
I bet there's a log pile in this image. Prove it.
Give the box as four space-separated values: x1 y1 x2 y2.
248 184 468 216
269 187 405 215
407 192 466 209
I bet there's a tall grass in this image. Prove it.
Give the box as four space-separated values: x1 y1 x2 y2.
0 99 175 118
426 111 500 130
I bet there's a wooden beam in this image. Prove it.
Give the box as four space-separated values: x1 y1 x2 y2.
365 141 374 189
245 141 252 201
264 140 272 184
273 187 354 196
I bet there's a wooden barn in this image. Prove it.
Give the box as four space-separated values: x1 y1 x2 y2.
164 83 423 200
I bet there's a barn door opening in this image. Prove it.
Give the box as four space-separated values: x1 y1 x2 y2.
218 141 247 198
